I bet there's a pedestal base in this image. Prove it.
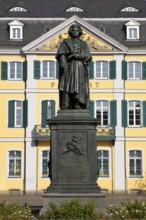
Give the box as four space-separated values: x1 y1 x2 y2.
41 193 106 214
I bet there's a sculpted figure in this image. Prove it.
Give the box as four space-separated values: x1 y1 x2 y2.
56 24 92 109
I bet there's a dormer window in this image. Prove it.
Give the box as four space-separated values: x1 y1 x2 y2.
66 7 84 12
9 7 27 12
125 20 140 40
121 7 139 12
8 20 24 40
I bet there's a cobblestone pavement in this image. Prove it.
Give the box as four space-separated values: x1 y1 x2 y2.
0 193 146 208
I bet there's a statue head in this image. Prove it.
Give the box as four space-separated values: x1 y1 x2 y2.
68 24 83 37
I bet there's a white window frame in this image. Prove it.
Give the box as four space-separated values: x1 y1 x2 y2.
15 101 23 127
128 100 142 127
94 60 109 79
10 26 23 40
8 61 23 80
41 149 50 178
97 149 111 178
7 150 22 178
41 60 55 79
128 61 141 80
95 100 110 127
128 149 144 178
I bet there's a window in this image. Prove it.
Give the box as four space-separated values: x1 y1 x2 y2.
41 150 50 178
42 61 55 79
128 101 141 126
95 61 108 79
121 7 139 12
99 26 105 32
8 20 24 40
129 150 142 178
12 28 21 39
129 28 138 39
128 62 141 79
9 62 23 80
9 7 27 12
96 101 109 126
97 150 109 178
8 150 22 177
41 100 55 127
15 101 23 127
8 100 27 128
125 20 140 40
66 7 84 12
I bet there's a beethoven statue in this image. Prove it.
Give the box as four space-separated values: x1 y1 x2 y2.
56 24 92 110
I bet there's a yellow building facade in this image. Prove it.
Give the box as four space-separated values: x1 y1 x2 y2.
0 15 146 195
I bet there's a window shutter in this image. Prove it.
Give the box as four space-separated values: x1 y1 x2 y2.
34 60 40 79
89 100 94 118
89 61 94 79
142 62 146 80
56 61 59 79
110 100 117 127
122 60 127 80
23 100 28 128
51 100 55 118
23 61 27 80
1 62 8 80
8 100 15 127
109 60 116 79
143 101 146 127
41 100 48 127
122 100 127 127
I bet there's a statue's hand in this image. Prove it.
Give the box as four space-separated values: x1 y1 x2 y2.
74 54 83 60
61 63 68 72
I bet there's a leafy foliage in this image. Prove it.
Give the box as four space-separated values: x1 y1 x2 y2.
40 199 98 220
0 202 35 220
106 199 146 219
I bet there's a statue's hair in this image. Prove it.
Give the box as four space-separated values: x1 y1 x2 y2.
68 24 83 37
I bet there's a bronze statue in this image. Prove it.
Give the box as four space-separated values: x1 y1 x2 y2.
56 24 92 109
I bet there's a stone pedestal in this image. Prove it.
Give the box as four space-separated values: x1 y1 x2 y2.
41 193 106 214
47 109 100 193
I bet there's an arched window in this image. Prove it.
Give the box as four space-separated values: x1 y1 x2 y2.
9 7 27 12
121 7 139 12
66 7 84 12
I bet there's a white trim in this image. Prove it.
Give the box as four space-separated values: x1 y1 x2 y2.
0 138 25 141
127 148 144 179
